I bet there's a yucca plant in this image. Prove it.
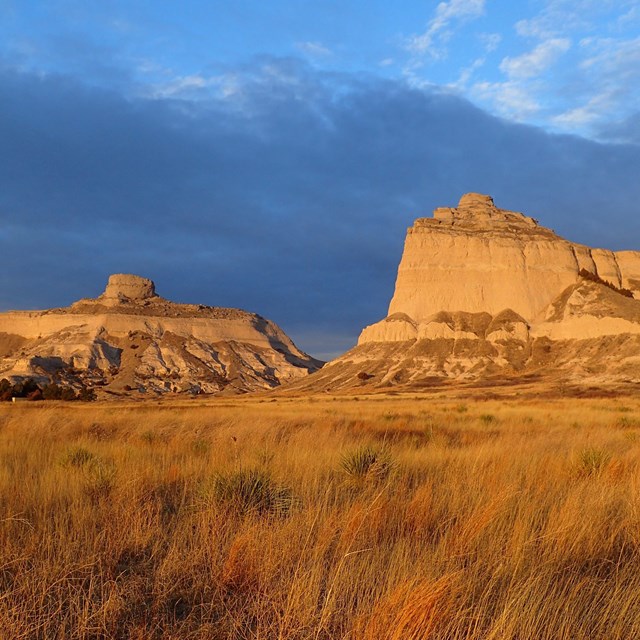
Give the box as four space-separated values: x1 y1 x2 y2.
60 446 95 468
211 468 293 516
575 447 610 478
83 460 117 502
340 445 393 481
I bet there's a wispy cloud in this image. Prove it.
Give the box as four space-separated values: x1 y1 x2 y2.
552 35 640 139
479 32 501 52
406 0 486 59
494 3 640 138
579 35 640 76
553 94 611 128
500 38 571 79
472 80 541 119
454 57 486 87
515 0 604 39
617 5 640 27
452 32 502 88
296 41 333 57
399 0 640 137
468 37 570 121
146 73 218 98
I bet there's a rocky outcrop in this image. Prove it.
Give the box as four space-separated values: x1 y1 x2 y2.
102 274 157 303
292 194 640 392
0 275 322 396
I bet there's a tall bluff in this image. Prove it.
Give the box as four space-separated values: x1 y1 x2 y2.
291 194 640 392
0 274 322 396
362 193 640 343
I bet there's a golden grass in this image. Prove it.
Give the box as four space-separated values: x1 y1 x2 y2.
1 394 640 638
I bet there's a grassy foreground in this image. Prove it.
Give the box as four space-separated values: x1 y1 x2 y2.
1 394 640 639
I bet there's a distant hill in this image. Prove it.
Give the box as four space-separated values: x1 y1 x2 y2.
0 274 322 397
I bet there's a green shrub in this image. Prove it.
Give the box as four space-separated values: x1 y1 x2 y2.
77 387 96 402
8 378 40 399
42 383 77 401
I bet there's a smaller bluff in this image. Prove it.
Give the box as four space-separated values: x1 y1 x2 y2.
292 194 640 392
0 274 322 396
102 274 157 303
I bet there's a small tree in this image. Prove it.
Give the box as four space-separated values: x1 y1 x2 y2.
12 379 40 398
43 383 63 400
60 387 77 401
77 387 96 402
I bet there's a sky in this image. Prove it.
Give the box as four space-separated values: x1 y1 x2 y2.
1 0 639 359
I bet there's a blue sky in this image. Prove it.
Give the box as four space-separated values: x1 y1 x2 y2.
3 0 639 138
1 1 640 358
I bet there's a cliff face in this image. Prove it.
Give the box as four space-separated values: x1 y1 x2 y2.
293 194 640 392
383 193 640 328
0 274 322 396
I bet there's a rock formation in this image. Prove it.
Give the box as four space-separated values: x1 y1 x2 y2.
0 275 322 396
386 193 640 324
295 194 640 391
102 274 157 303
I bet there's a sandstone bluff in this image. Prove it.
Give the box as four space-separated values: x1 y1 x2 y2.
0 274 322 396
296 193 640 391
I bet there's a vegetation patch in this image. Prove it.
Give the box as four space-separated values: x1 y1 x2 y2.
1 396 639 638
210 468 293 516
578 268 634 298
574 447 611 477
60 446 96 468
340 445 394 482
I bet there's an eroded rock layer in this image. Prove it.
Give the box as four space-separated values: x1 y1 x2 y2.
0 275 322 396
293 194 640 391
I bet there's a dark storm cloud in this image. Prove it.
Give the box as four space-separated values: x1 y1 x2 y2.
1 58 640 358
598 112 640 146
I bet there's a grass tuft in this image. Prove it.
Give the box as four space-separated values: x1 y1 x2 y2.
60 446 95 467
210 468 293 516
83 459 117 501
575 447 611 477
340 445 393 481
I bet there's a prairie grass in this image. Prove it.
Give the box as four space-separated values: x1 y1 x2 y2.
1 394 640 638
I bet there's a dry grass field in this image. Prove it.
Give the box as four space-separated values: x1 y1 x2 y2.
2 392 640 639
